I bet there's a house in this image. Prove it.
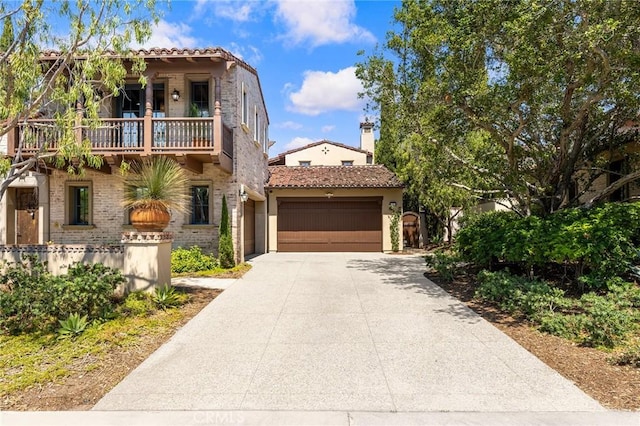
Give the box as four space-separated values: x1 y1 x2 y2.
266 122 404 252
0 48 269 262
268 121 375 166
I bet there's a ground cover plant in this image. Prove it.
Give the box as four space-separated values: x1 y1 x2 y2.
427 202 640 372
170 245 251 278
0 255 222 410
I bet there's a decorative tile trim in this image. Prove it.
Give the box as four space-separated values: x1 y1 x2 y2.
0 244 124 255
120 232 174 243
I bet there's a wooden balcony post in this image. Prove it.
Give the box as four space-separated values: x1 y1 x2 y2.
143 79 153 154
213 77 223 155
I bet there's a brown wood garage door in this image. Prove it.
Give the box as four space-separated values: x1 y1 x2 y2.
277 197 382 252
244 199 255 256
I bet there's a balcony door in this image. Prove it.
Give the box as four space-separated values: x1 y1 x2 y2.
116 84 165 147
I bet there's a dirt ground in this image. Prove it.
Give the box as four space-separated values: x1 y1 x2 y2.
4 286 221 411
428 270 640 411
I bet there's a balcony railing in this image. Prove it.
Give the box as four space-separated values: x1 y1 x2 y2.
11 116 233 162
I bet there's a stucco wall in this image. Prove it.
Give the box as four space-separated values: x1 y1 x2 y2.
284 143 368 166
267 187 403 252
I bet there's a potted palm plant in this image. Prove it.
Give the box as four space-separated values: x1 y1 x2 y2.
122 156 190 232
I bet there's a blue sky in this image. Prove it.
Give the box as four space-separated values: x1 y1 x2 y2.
142 0 401 155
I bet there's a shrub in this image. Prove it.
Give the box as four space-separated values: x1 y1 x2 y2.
119 291 156 316
456 202 640 286
475 270 570 319
0 256 123 335
456 211 519 268
425 251 460 283
218 194 235 269
53 262 124 320
538 313 586 341
0 256 55 334
171 246 219 274
578 293 637 348
611 344 640 368
152 285 188 310
218 234 236 269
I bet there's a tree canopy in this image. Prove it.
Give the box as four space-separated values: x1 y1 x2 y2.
357 0 640 218
0 0 159 201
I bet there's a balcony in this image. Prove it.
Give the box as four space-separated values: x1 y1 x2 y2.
8 115 234 174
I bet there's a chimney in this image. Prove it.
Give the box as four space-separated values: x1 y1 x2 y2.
359 120 375 164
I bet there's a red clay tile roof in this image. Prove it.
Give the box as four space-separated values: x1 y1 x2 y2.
268 140 372 165
266 165 403 189
41 47 257 74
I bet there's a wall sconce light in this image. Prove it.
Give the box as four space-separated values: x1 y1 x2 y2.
389 201 398 210
325 192 333 199
239 185 249 203
171 89 180 102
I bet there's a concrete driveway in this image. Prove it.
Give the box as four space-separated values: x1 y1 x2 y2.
93 252 603 412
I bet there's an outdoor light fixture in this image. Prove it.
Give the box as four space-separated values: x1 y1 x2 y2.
171 89 180 101
389 201 398 210
325 192 334 199
239 185 249 203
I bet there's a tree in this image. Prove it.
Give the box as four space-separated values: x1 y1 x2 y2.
357 0 640 217
0 0 159 201
218 195 235 269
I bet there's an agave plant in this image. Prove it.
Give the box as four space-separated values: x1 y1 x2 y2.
122 156 190 213
122 157 190 231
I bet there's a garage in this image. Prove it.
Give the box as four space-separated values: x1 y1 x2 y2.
277 197 382 252
243 198 255 256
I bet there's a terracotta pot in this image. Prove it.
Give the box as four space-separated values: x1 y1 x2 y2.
130 208 171 232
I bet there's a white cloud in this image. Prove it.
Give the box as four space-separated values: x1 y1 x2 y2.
276 120 304 130
140 20 198 48
321 125 335 133
273 0 375 47
194 0 255 22
288 66 364 115
282 136 315 152
227 43 264 65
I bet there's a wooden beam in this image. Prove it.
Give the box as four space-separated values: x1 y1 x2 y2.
176 154 203 174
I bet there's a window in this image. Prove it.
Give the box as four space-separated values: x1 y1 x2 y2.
342 160 354 166
191 185 210 224
241 82 248 125
65 182 92 226
190 81 209 116
254 106 259 141
299 161 311 167
263 125 269 153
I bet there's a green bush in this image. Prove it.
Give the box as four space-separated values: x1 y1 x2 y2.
171 246 219 274
475 270 569 319
218 234 235 269
0 256 123 335
579 293 637 348
456 202 640 286
119 291 156 316
538 313 586 340
611 344 640 368
425 251 459 283
218 194 235 269
476 270 639 348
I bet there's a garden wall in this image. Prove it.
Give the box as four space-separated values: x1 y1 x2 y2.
0 231 173 293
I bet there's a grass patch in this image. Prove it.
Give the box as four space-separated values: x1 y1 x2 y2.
172 262 252 279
